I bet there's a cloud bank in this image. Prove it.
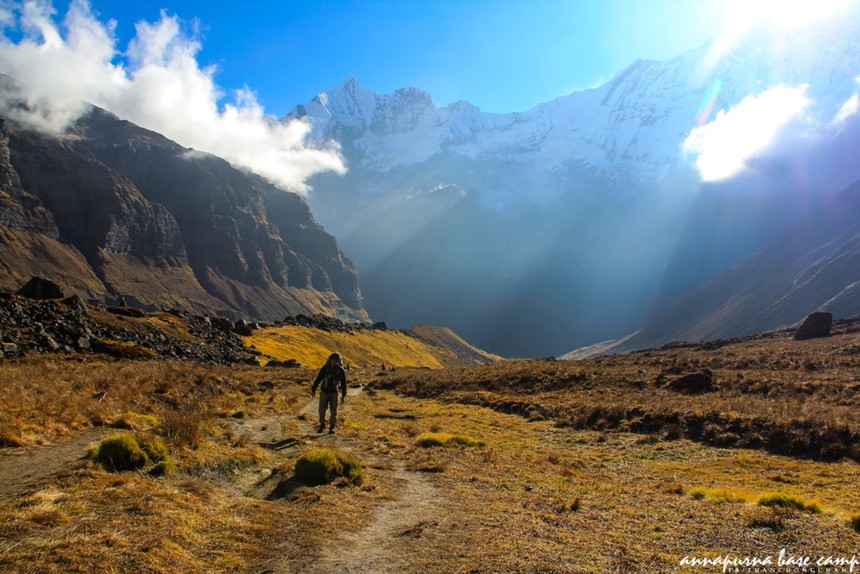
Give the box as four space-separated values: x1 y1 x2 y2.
0 0 344 194
684 79 860 191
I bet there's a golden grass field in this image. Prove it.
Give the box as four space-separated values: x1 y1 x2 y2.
0 320 858 573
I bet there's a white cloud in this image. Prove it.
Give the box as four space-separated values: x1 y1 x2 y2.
832 93 859 126
683 85 810 182
0 0 344 194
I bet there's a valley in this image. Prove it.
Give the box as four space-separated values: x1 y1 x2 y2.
0 301 857 573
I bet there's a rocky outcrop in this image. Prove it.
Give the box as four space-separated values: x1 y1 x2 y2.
0 118 57 235
0 102 367 323
16 276 63 299
0 291 258 364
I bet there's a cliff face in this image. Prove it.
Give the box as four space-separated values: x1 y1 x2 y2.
0 108 367 322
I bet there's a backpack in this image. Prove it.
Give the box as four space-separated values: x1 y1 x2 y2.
321 371 339 393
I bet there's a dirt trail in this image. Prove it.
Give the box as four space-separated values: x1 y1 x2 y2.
268 388 446 574
305 463 443 574
1 388 446 574
0 429 108 501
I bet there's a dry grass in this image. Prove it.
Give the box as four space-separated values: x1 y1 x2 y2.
245 323 487 368
373 327 860 461
2 322 860 572
0 356 309 447
315 384 860 573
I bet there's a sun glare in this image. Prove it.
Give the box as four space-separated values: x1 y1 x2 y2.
722 0 851 32
701 0 853 80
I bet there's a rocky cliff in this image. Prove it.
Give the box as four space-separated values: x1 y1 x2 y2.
0 105 367 323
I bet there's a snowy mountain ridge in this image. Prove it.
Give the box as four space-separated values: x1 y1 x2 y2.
289 12 860 181
283 9 860 357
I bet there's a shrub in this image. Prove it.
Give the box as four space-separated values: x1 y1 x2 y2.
159 408 203 448
850 514 860 532
758 493 822 513
94 433 148 471
294 448 363 486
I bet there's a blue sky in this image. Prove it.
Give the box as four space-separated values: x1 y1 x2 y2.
7 0 851 193
50 0 726 116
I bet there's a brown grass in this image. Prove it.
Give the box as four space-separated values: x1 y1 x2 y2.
1 324 860 572
371 329 860 461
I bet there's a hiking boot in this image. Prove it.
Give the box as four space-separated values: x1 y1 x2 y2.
317 424 325 433
328 427 335 434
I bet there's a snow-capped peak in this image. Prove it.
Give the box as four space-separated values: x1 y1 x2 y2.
288 10 860 176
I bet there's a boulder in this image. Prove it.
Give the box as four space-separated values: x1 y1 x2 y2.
794 311 832 340
233 319 255 336
666 369 715 394
16 276 64 300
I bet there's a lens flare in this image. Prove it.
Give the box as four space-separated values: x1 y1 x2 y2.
696 79 723 126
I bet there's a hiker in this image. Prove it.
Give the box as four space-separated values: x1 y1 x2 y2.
311 352 347 434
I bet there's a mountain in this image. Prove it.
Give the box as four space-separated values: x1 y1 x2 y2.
611 178 860 351
0 88 368 323
289 10 860 357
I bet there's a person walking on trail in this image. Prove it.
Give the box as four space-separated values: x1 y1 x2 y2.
311 352 347 434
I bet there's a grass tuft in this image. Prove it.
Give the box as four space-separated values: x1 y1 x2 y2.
689 487 747 503
94 433 148 472
757 492 822 513
294 448 364 486
415 431 485 448
113 411 158 430
139 436 170 463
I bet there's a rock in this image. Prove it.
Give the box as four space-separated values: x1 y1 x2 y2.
257 381 275 392
372 321 387 330
266 358 301 368
666 369 715 394
62 294 88 316
16 276 64 300
233 319 255 336
210 317 233 332
794 311 832 340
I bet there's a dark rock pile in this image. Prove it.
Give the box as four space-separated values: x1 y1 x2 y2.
279 313 369 333
0 291 259 365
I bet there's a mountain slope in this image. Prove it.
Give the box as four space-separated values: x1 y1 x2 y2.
615 178 860 350
291 9 860 356
0 95 367 322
